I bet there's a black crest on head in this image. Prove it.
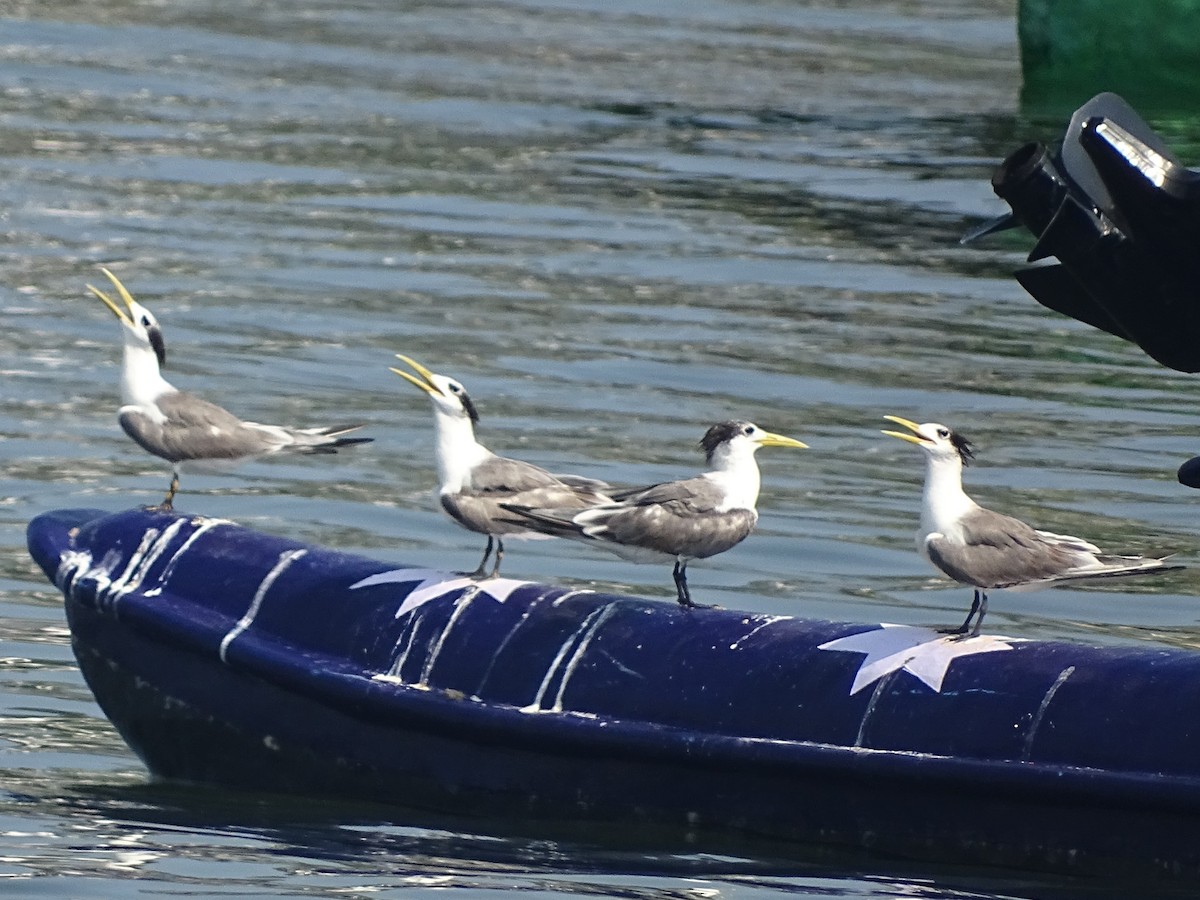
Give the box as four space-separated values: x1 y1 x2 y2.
699 420 750 463
950 430 975 466
460 390 480 425
148 325 167 368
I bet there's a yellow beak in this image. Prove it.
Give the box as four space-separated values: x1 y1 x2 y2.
881 414 927 445
86 267 137 326
389 353 439 395
758 431 808 450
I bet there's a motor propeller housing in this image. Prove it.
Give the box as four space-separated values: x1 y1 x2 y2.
967 93 1200 489
968 92 1200 375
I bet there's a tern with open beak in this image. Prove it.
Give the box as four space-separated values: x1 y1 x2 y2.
882 415 1178 636
88 268 372 509
503 420 807 608
391 354 612 579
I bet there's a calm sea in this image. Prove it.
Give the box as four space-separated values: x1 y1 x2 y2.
3 1 1199 896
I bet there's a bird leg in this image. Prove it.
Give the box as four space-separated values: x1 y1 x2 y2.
672 560 713 610
487 537 505 580
465 536 495 580
152 472 180 511
941 589 984 638
971 591 989 638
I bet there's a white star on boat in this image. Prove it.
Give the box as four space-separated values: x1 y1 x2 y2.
350 567 532 617
818 623 1021 694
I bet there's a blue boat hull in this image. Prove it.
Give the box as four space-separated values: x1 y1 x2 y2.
27 507 1200 877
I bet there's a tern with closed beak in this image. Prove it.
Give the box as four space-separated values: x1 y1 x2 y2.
503 420 807 608
88 268 372 509
391 354 612 579
883 415 1178 636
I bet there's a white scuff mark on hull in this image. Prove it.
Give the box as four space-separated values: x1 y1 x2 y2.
550 589 596 607
854 669 895 748
219 548 308 663
386 613 425 681
143 517 233 597
418 587 479 686
108 519 189 606
56 549 97 594
472 588 561 698
103 527 166 606
594 646 644 680
54 517 231 606
1022 665 1076 761
57 525 177 611
551 601 623 712
521 602 614 714
729 615 789 650
382 605 437 682
371 673 407 685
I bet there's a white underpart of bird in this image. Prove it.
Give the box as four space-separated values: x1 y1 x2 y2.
88 268 371 509
390 353 612 580
882 415 1178 637
502 420 808 608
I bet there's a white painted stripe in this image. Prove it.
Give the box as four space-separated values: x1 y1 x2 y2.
219 548 308 663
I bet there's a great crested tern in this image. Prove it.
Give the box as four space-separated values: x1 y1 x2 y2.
502 420 807 608
88 268 372 509
391 353 612 579
883 415 1178 636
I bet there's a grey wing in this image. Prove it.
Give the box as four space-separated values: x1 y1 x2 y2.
553 472 611 493
581 476 753 558
471 456 609 504
121 391 279 462
447 455 610 535
467 455 566 496
927 509 1076 588
609 476 717 513
594 501 757 559
440 491 498 535
500 472 757 558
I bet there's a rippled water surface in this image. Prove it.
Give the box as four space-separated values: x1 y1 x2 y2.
4 1 1200 897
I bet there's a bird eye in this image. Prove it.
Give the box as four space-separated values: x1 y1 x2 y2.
140 316 152 328
937 428 950 438
743 425 756 435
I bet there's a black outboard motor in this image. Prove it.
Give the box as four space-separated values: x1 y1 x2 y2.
965 92 1200 487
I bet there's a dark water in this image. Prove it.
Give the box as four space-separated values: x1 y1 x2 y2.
3 1 1200 896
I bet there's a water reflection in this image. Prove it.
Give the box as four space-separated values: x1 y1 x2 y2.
0 770 1159 898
